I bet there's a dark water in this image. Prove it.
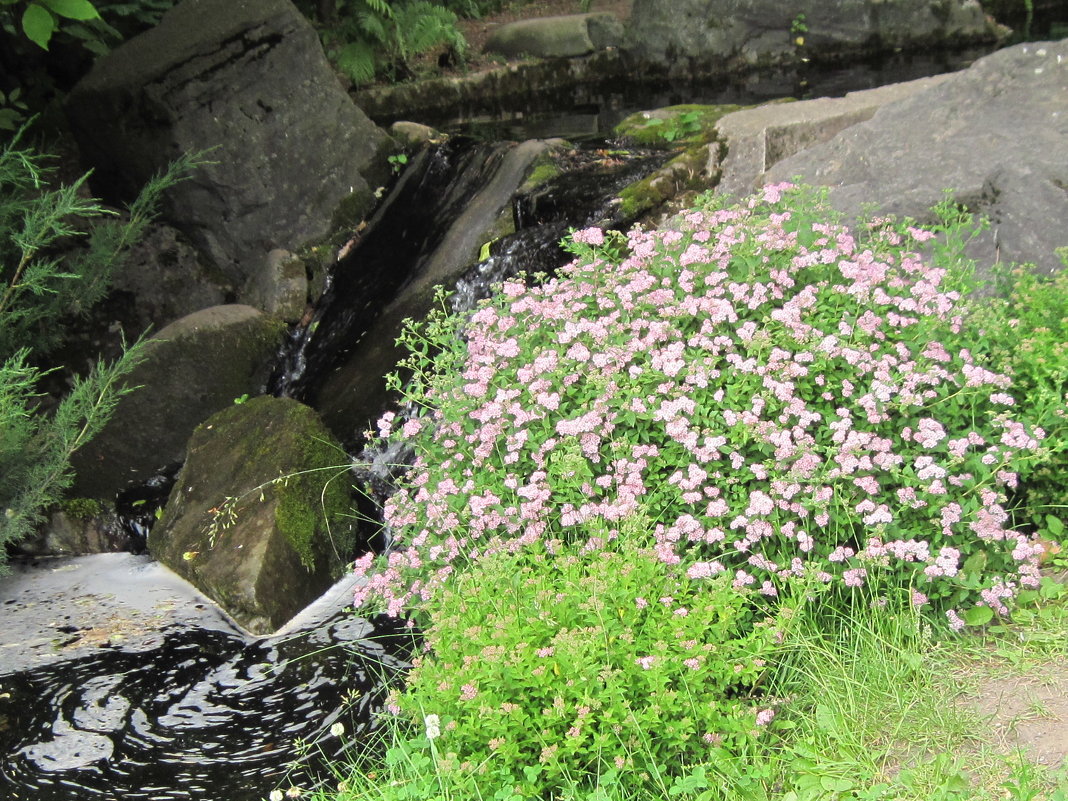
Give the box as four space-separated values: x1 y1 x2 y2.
0 615 410 801
407 47 996 142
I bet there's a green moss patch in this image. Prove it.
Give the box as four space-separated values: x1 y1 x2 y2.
613 103 743 148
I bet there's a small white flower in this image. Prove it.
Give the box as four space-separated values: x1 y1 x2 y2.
330 721 345 737
424 713 441 740
269 791 284 801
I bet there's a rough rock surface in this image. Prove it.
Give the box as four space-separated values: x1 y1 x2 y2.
66 0 393 290
70 305 285 500
241 249 308 323
15 508 132 557
761 40 1068 276
625 0 996 72
110 222 232 330
485 12 624 58
150 396 353 634
712 74 952 198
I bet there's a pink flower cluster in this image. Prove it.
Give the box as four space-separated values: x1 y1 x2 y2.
354 184 1044 625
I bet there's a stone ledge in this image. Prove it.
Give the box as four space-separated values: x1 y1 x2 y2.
711 73 953 198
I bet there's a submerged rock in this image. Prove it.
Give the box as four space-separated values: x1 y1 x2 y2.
70 305 286 501
66 0 394 291
150 396 355 634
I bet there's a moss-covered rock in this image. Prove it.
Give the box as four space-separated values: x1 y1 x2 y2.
613 104 742 148
150 396 354 634
616 142 720 220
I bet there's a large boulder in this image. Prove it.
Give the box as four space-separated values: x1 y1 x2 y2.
484 12 624 59
150 397 355 634
71 305 286 500
711 74 952 198
625 0 997 73
66 0 394 290
761 40 1068 276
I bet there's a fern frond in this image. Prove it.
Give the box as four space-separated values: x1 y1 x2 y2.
336 40 379 84
359 0 395 20
355 8 390 43
392 2 465 66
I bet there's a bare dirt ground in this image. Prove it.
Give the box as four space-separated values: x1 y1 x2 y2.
959 662 1068 771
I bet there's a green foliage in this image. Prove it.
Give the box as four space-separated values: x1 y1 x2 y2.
955 261 1068 560
640 109 704 143
791 12 807 46
0 0 174 102
0 129 205 356
299 0 467 84
0 0 100 50
387 152 409 174
613 104 741 149
381 520 794 798
0 336 149 561
316 184 1068 801
359 184 1050 630
0 88 29 133
0 128 200 565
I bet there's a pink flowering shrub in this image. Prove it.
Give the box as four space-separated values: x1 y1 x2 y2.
356 183 1047 630
385 528 792 796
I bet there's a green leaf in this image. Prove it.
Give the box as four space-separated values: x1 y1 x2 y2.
963 605 994 626
821 776 854 792
22 4 56 49
1044 514 1064 536
1040 577 1066 599
40 0 99 20
814 703 839 733
669 766 709 795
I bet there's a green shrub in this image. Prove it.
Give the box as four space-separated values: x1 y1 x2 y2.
0 128 199 565
957 262 1068 560
298 0 467 84
357 184 1052 630
378 519 795 798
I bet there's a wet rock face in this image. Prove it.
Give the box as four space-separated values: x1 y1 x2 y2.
66 0 394 290
625 0 996 73
150 396 355 634
70 305 286 501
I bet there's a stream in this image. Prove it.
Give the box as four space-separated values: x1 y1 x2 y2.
0 48 1014 801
